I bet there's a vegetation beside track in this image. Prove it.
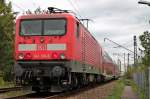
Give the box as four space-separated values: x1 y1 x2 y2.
124 64 149 99
0 72 14 88
107 79 125 99
124 79 146 99
0 81 14 88
107 78 145 99
0 0 15 82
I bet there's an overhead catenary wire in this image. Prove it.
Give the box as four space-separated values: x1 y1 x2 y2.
72 0 87 19
34 0 41 9
32 1 38 9
66 0 97 38
67 0 83 19
67 0 92 26
8 1 25 12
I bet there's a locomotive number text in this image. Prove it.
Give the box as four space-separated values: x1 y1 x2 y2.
37 44 47 50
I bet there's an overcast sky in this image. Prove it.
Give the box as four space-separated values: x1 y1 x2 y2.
6 0 150 67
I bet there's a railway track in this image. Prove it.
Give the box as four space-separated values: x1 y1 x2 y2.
0 86 23 93
5 80 116 99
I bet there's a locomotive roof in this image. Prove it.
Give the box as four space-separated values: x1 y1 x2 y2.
17 13 77 20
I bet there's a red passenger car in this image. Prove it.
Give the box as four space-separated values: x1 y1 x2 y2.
14 7 119 92
102 51 120 80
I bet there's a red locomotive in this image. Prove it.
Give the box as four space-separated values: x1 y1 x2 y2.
14 7 119 92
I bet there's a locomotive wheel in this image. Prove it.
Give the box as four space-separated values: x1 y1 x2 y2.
81 74 87 86
72 74 78 89
76 74 84 88
96 75 101 83
65 73 78 90
86 77 90 85
101 75 105 82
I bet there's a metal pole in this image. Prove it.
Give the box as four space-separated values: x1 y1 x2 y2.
118 59 121 74
120 60 122 74
79 19 91 29
134 36 137 66
124 53 126 72
127 53 130 70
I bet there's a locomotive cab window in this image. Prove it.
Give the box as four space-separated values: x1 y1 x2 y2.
20 19 66 36
20 20 42 36
44 19 66 35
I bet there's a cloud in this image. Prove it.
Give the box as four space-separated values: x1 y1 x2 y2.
81 0 150 47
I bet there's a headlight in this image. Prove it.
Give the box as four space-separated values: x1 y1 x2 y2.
18 53 24 59
60 53 66 59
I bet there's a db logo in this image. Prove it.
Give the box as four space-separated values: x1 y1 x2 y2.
37 44 47 50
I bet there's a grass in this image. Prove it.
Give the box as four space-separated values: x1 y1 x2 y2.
0 76 5 87
107 79 125 99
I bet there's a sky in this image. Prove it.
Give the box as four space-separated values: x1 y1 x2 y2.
6 0 150 69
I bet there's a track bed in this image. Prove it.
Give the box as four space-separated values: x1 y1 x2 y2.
5 80 116 99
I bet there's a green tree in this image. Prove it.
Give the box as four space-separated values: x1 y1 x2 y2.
139 31 150 66
0 0 15 81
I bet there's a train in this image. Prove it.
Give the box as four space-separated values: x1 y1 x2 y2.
14 7 120 92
